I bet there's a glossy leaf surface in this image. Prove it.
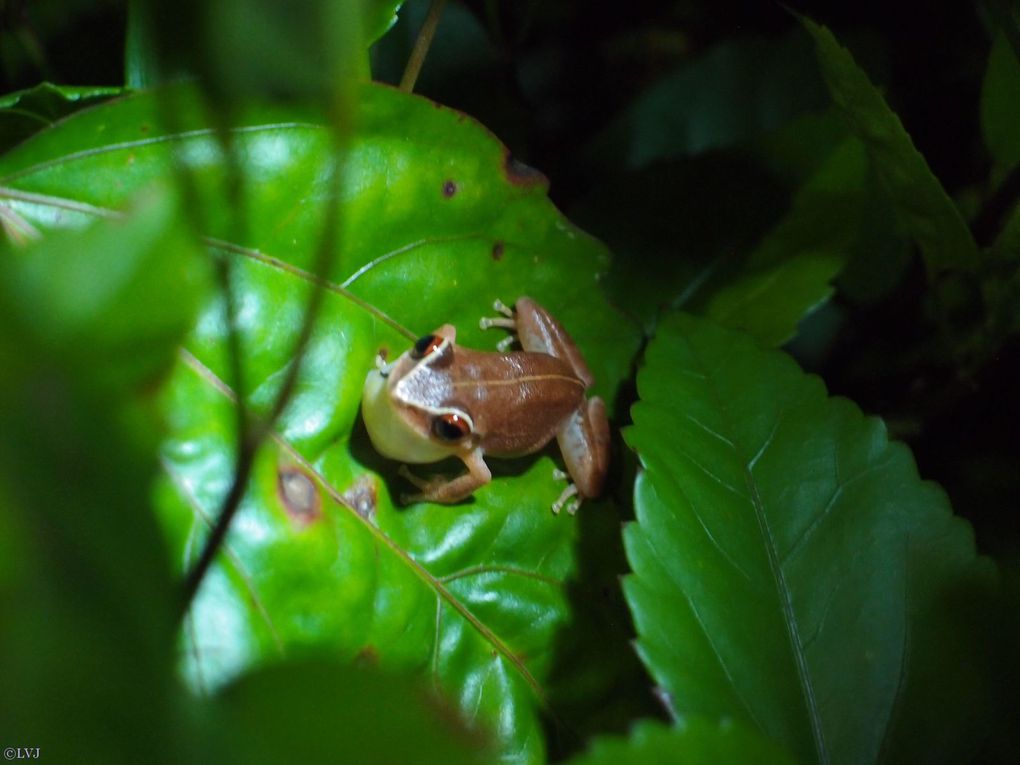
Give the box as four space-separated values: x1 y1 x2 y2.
624 313 992 765
0 82 639 765
802 16 978 278
565 720 794 765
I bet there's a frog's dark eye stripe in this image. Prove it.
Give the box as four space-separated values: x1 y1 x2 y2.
411 334 444 359
432 412 471 441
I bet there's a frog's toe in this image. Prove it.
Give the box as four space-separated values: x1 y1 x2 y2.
551 482 579 514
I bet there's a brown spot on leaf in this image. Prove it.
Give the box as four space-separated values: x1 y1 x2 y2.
377 346 389 361
356 645 379 666
442 180 457 198
341 474 378 522
491 241 504 261
278 467 321 525
503 151 548 188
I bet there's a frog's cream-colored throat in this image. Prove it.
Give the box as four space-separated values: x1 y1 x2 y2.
362 370 457 463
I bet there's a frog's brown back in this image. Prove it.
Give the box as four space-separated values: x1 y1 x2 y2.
450 347 584 456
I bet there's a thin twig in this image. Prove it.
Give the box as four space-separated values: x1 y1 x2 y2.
400 0 448 92
178 121 350 617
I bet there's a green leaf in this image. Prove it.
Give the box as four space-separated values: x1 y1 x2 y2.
1 190 208 389
217 661 486 764
571 154 789 333
0 83 121 153
623 313 994 765
564 719 795 765
981 32 1020 175
695 137 868 346
587 30 828 173
801 16 979 278
364 0 404 47
0 193 206 761
577 110 893 343
0 82 640 764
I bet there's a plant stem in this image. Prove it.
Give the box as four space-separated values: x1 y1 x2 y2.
400 0 448 93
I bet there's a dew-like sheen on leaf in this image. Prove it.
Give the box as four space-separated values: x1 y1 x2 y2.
0 82 639 765
623 313 993 765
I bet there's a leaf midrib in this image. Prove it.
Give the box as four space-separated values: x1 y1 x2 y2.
678 328 829 765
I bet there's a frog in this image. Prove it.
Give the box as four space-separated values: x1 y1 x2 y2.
361 297 610 514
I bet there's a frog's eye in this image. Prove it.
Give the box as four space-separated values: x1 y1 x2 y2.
432 412 472 442
411 334 444 359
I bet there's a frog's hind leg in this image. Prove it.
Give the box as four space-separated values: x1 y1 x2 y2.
553 396 610 513
479 298 518 351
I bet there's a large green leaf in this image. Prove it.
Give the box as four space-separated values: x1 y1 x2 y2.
623 313 993 765
802 16 979 279
0 82 639 764
564 720 795 765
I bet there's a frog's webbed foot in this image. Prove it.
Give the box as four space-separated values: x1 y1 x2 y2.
479 298 518 352
551 468 582 515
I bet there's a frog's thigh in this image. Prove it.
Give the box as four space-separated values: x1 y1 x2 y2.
556 396 610 499
515 297 595 388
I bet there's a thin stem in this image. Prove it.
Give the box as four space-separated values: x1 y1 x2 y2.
399 0 448 92
178 128 349 618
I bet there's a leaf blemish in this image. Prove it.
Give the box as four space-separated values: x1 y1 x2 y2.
341 474 378 522
491 241 504 260
503 151 548 187
278 467 322 525
356 645 379 666
442 180 457 198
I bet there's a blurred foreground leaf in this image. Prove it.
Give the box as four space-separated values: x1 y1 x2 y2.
130 0 366 101
217 661 485 765
564 720 794 765
624 313 994 764
0 191 206 762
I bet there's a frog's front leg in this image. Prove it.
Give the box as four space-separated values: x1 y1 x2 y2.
398 448 492 504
